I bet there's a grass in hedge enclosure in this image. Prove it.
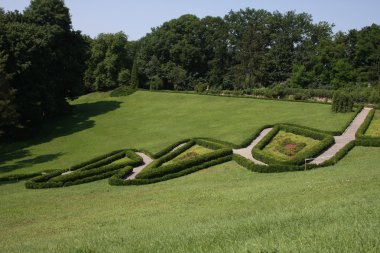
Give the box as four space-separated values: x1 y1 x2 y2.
262 131 320 160
0 91 355 177
252 124 334 166
1 147 379 253
163 145 213 166
366 110 380 136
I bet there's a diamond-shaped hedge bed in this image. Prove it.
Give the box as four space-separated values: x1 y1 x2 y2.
252 124 335 165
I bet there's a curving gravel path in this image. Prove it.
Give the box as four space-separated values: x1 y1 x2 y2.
125 152 153 180
310 107 372 165
233 128 273 165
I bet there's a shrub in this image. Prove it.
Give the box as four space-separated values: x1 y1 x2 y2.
233 154 303 173
148 76 164 90
108 166 134 185
152 139 190 158
332 91 354 113
110 86 136 97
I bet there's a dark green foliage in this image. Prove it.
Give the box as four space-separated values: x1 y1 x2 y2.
108 166 134 185
0 0 89 136
110 86 136 97
148 76 164 90
194 139 230 150
130 58 139 89
355 109 380 146
319 141 356 167
332 91 354 113
84 32 131 91
233 155 303 173
252 125 335 165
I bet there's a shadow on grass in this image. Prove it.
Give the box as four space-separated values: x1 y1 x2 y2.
0 100 122 168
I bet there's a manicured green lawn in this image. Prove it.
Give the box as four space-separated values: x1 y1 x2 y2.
366 110 380 136
0 91 355 176
0 147 379 252
163 145 212 166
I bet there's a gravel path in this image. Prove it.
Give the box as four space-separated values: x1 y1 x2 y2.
125 152 153 180
310 107 372 165
233 128 273 165
125 143 188 180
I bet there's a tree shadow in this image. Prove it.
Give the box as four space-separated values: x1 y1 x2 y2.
0 100 122 166
0 153 64 173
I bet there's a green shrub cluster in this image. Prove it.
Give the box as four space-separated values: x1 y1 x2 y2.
194 138 231 150
355 109 380 146
252 125 334 165
25 150 143 189
332 91 354 113
232 155 303 173
110 86 136 97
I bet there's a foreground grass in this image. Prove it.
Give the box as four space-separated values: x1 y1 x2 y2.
366 110 380 136
0 91 354 176
0 147 379 252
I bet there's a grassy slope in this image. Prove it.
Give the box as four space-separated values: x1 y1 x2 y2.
0 147 379 252
0 91 354 176
366 110 380 136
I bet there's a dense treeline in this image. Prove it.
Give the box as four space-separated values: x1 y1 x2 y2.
0 0 89 137
0 0 379 137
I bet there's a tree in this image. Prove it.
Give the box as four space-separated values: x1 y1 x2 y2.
84 32 130 91
130 58 139 88
332 91 354 113
0 0 89 136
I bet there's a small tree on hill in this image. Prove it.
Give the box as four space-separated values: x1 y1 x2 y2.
331 91 354 113
130 58 139 89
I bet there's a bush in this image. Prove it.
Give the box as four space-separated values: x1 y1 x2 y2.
152 139 190 158
108 166 134 185
148 76 164 90
233 154 303 173
332 91 354 113
194 138 230 150
194 82 208 94
110 86 136 97
252 125 334 165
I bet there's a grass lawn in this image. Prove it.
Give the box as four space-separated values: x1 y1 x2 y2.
0 147 379 252
163 145 213 166
366 110 380 136
0 91 355 176
261 131 320 160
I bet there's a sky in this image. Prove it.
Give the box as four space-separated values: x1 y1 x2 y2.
2 0 380 40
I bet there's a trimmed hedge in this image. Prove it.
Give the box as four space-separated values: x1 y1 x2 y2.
108 166 134 185
0 172 48 182
137 148 232 179
69 149 125 171
25 150 144 189
318 141 356 167
194 138 230 150
114 155 233 186
355 109 380 147
252 124 334 166
193 137 235 148
236 125 274 148
151 139 190 158
232 154 303 173
139 141 195 174
78 151 127 171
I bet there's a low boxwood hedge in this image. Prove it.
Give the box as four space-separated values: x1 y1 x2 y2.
252 124 335 166
194 138 230 150
25 150 144 189
151 139 191 158
114 155 233 186
136 148 232 179
355 109 380 147
232 154 303 173
108 166 134 185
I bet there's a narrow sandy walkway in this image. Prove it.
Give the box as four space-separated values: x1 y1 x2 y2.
233 128 273 165
311 107 372 165
125 152 153 180
125 142 188 180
